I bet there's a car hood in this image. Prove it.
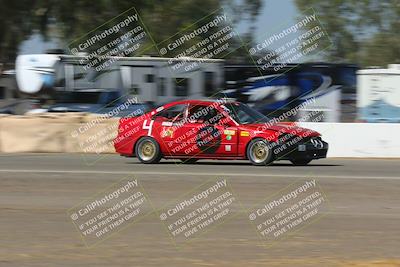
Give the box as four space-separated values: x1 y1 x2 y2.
240 122 320 137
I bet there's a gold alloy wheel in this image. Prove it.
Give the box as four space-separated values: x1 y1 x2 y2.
139 141 156 161
250 141 269 164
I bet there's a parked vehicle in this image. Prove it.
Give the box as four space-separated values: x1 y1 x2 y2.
223 63 358 122
48 90 152 117
357 64 400 123
15 54 224 105
0 99 42 115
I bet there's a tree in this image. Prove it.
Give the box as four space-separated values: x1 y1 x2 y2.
0 0 37 63
0 0 263 64
294 0 400 67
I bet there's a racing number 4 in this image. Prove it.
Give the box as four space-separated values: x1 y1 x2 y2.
142 120 154 136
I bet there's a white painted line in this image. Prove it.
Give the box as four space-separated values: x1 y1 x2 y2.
0 169 399 180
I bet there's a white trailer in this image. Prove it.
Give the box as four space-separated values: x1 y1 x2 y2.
15 54 224 104
357 64 400 123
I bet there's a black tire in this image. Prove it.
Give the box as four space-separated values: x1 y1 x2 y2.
135 137 162 164
290 159 312 166
246 138 274 166
180 158 198 164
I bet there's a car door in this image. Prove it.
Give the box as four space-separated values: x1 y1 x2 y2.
210 106 239 156
178 104 239 157
151 103 189 155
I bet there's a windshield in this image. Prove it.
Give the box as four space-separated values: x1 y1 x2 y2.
222 102 271 124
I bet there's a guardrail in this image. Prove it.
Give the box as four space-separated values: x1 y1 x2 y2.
0 113 118 153
0 114 398 157
298 122 400 158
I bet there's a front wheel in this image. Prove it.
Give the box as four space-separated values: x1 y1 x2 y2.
290 159 312 166
247 138 274 166
135 137 162 164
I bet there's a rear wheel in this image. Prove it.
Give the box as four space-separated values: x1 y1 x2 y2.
135 137 162 164
247 138 273 166
290 159 312 166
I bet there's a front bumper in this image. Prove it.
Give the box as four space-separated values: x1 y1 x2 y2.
274 137 329 160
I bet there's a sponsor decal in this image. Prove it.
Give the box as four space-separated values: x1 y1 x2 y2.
161 127 174 138
225 145 231 152
161 121 173 127
156 106 164 112
240 131 250 137
223 130 235 136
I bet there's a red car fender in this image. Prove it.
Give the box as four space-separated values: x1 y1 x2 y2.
114 113 154 156
237 129 280 157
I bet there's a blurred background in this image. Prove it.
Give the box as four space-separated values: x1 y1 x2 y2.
1 2 400 267
0 0 399 123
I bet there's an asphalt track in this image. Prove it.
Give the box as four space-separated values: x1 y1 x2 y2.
0 154 399 267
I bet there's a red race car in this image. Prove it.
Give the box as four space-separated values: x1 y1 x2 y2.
114 99 328 166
